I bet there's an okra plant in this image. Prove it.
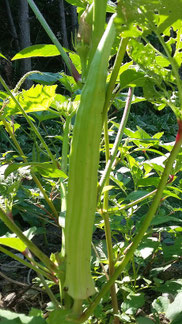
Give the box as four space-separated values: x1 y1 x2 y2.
0 0 182 323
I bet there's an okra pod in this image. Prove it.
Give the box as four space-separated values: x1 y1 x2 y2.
64 15 116 300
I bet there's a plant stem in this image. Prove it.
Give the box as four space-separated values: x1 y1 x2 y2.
26 0 80 82
107 189 157 216
0 207 56 273
156 32 182 109
98 87 133 199
13 70 42 93
61 114 72 175
78 127 182 323
32 174 59 220
88 0 107 66
103 118 119 323
72 299 83 317
0 245 54 281
102 37 129 120
1 115 58 220
39 273 60 308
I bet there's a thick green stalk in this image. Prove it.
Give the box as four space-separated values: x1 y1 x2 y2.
65 15 116 302
78 129 182 323
98 87 133 198
88 0 107 66
26 0 80 82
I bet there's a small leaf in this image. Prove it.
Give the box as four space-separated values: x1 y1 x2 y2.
102 185 114 194
0 53 8 60
64 0 86 8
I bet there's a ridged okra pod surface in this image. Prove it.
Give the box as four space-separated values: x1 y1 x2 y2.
64 15 116 300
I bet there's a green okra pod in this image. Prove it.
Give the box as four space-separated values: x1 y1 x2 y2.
65 15 116 300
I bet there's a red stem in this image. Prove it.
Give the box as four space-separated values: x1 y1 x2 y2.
176 119 182 142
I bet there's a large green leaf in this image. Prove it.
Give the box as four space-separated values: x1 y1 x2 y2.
116 0 182 37
12 45 60 60
5 85 57 117
0 309 46 324
127 39 173 84
166 293 182 322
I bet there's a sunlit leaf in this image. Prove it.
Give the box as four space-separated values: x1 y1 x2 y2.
0 237 27 252
12 45 60 60
166 293 182 321
0 53 8 60
5 85 57 117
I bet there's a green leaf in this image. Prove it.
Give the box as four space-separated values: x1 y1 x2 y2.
136 317 155 324
120 69 147 89
102 185 114 194
152 296 170 314
5 162 67 179
0 237 27 252
65 0 86 8
121 293 145 315
116 0 182 37
31 110 59 122
0 53 8 60
137 237 159 259
5 84 57 117
47 309 75 324
162 237 182 262
171 313 182 324
12 45 61 60
166 293 182 321
28 72 62 85
126 190 149 201
127 39 173 84
0 309 46 324
154 279 182 295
